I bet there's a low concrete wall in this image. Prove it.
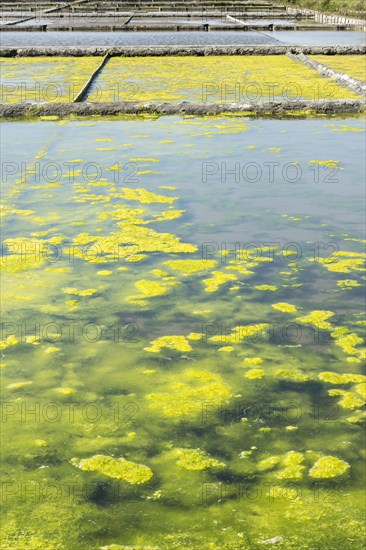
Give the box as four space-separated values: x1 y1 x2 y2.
1 45 365 57
287 7 366 28
73 53 110 102
0 99 364 119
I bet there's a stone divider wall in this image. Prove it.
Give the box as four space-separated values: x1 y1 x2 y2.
1 44 365 57
288 52 366 96
0 99 364 119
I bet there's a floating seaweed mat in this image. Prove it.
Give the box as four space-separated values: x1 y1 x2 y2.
89 55 362 103
0 57 101 104
310 55 366 82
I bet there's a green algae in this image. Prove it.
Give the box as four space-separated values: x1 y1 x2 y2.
171 448 226 471
308 456 350 479
71 454 153 484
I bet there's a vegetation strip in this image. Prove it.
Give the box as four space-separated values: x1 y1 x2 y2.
0 45 365 58
73 54 110 102
288 52 366 96
1 99 364 119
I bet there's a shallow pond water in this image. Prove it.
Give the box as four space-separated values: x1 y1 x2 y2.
1 29 365 47
1 115 365 549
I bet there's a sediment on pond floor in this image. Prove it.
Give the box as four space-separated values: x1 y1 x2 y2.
0 99 365 119
0 44 365 57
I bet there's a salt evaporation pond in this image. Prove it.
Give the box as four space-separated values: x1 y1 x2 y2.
1 115 365 549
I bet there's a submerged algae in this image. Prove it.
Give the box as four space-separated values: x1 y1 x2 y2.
309 456 350 479
144 335 192 354
146 369 232 421
71 454 153 484
172 448 226 471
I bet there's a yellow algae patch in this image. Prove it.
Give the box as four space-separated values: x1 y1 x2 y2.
333 332 364 356
120 188 177 204
203 271 238 292
276 451 305 480
309 160 340 166
274 369 310 382
64 300 79 309
7 381 33 390
337 279 361 289
328 389 365 410
210 324 268 345
136 170 161 176
218 346 234 353
355 382 366 399
62 287 97 297
127 279 178 305
258 451 305 480
1 205 35 219
164 259 217 275
308 456 350 479
97 270 113 276
150 269 169 277
296 310 335 330
0 335 19 351
34 439 48 447
1 236 65 273
255 285 278 291
313 251 365 274
144 335 192 354
55 387 76 395
71 455 153 484
187 333 202 341
172 448 226 471
347 411 366 423
147 369 232 420
153 209 185 222
45 267 70 274
244 357 263 365
272 302 297 313
98 204 146 223
44 347 60 354
245 369 265 380
258 456 281 471
72 226 197 262
0 252 46 273
318 372 365 385
193 309 212 315
130 158 160 163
